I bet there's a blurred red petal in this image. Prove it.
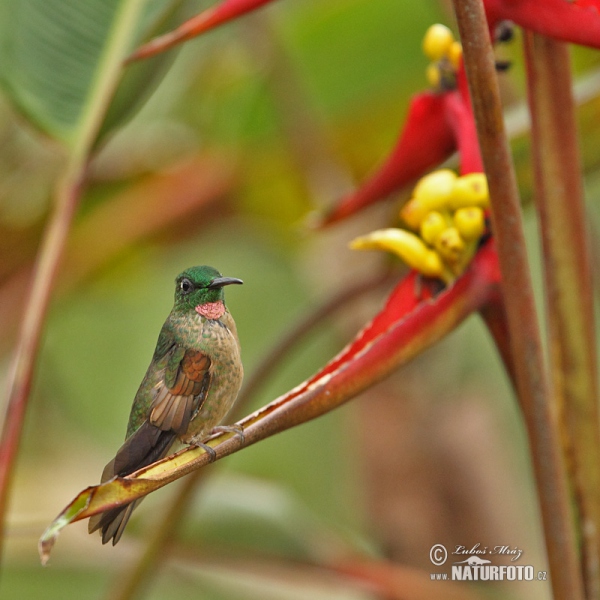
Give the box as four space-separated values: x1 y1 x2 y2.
485 0 600 48
128 0 278 62
321 92 456 226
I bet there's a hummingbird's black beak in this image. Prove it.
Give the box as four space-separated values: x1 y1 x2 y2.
208 277 243 289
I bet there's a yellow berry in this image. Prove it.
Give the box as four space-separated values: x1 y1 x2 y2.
420 211 448 245
350 228 445 278
423 24 455 61
434 227 465 264
401 170 459 229
454 207 485 241
400 198 428 230
448 41 462 70
413 169 458 204
449 173 490 210
426 62 441 88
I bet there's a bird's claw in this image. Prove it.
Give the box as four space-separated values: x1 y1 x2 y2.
210 424 245 445
189 439 217 463
189 424 244 462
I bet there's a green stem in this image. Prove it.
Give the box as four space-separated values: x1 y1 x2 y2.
523 33 600 598
451 1 584 597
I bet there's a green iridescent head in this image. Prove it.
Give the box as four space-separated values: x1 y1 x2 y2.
174 265 242 312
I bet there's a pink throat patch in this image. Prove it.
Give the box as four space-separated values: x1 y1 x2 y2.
196 300 225 320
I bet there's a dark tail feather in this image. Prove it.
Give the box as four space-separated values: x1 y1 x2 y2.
88 499 141 545
89 423 176 544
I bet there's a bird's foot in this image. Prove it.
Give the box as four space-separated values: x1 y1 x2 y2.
188 425 244 461
188 438 217 463
210 424 245 445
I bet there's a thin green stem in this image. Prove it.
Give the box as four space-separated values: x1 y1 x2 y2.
524 33 600 599
452 1 584 597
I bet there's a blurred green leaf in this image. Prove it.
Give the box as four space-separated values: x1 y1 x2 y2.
0 0 178 147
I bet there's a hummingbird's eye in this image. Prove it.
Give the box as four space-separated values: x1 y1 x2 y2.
180 278 194 294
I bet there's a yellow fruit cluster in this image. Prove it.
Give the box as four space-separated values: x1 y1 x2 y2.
422 24 462 89
350 170 489 284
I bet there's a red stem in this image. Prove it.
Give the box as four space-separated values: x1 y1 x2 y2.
524 32 600 598
127 0 277 62
0 170 85 559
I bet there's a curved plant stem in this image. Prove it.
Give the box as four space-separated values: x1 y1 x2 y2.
0 165 86 560
524 33 600 599
104 269 394 600
452 1 584 598
42 238 498 560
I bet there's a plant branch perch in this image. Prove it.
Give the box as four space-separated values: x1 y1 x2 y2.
40 242 501 563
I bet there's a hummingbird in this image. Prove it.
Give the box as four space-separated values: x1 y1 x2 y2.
88 265 244 545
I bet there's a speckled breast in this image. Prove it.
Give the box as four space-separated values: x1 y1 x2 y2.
180 311 243 442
